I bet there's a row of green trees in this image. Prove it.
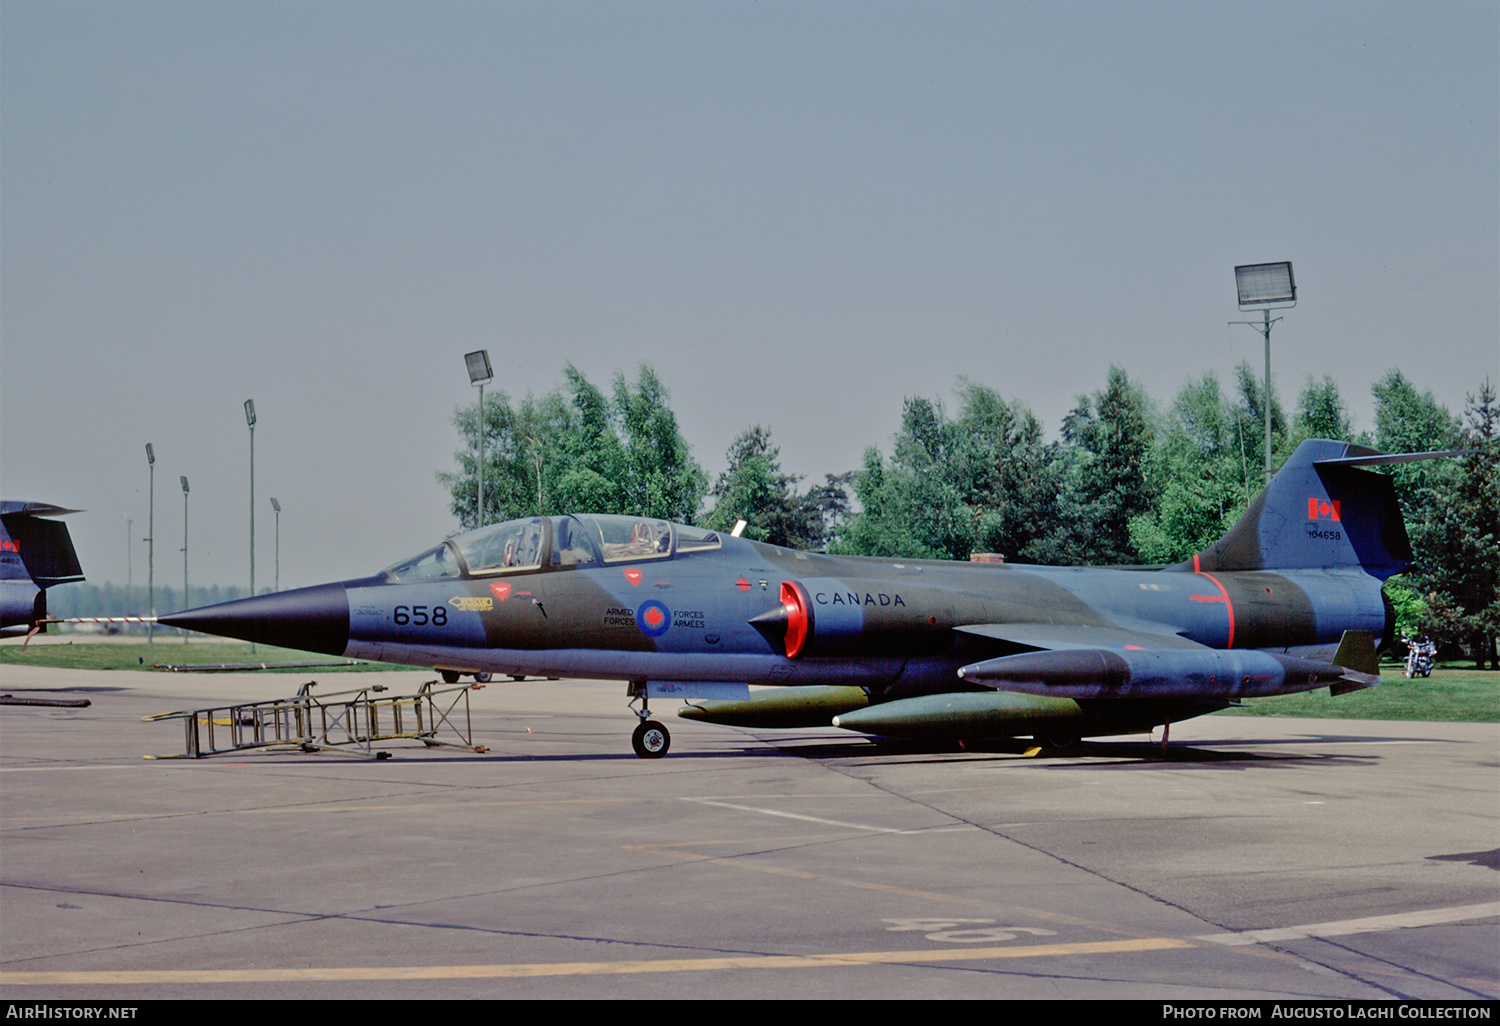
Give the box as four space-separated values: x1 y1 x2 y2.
438 366 705 530
441 364 1497 667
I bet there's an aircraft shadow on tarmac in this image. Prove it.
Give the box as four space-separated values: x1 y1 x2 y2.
1427 848 1500 871
187 728 1397 768
753 732 1387 768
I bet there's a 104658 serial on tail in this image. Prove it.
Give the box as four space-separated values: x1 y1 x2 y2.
161 439 1447 758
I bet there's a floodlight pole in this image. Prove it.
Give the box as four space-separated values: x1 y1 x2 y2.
1263 309 1270 480
1231 261 1296 482
1229 309 1284 481
181 476 189 645
145 444 155 644
464 351 494 529
245 399 256 653
270 497 281 592
1237 308 1282 482
477 379 485 523
245 400 256 599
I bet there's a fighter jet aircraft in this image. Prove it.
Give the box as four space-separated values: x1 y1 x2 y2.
160 439 1428 757
1 502 84 637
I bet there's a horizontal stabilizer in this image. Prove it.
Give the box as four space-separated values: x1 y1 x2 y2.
1314 448 1477 467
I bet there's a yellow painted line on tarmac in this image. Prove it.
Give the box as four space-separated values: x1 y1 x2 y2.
8 903 1493 986
1197 901 1500 946
0 936 1190 985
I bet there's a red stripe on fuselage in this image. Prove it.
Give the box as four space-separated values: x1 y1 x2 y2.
1189 569 1235 649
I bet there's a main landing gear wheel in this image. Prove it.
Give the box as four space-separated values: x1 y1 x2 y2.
439 670 492 684
632 719 671 759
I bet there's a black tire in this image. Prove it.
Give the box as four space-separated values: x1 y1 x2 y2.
632 719 671 759
440 670 460 684
474 672 492 683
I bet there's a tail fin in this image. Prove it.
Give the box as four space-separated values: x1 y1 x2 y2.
0 503 84 586
1180 439 1413 579
0 502 84 632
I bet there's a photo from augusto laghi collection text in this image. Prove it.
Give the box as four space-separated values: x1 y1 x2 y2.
1161 1005 1493 1020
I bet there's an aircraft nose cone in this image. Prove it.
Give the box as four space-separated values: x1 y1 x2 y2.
158 582 350 656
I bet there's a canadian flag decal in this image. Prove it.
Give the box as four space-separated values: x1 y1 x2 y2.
1307 498 1341 521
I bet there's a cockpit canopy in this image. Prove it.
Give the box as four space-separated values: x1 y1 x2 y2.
383 514 723 581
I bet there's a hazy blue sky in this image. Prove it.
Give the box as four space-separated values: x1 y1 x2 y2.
3 1 1495 593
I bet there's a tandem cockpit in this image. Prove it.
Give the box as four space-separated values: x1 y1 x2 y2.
382 514 725 582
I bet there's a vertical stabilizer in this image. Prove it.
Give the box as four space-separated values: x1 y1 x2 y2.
0 503 84 631
1178 440 1411 579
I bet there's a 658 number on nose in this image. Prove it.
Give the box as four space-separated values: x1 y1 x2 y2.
393 605 447 627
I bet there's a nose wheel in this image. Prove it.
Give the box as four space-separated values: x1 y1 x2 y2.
632 719 670 758
626 680 671 758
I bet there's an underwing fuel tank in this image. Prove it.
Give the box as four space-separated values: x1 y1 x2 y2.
830 692 1230 741
677 685 870 728
956 647 1368 700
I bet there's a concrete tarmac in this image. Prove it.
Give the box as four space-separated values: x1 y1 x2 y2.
1 661 1496 1000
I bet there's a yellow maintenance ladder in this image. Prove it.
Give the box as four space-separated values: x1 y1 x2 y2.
144 680 489 759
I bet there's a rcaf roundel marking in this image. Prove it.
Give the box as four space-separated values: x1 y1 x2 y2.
637 600 671 637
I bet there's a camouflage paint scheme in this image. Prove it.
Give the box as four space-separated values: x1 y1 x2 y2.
162 439 1413 757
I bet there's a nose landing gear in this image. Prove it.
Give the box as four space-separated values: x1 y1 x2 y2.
626 680 671 758
631 719 670 758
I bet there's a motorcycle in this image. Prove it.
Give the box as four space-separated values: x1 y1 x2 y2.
1402 636 1436 679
